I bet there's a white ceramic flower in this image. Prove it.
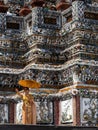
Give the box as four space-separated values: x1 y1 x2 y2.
71 89 78 95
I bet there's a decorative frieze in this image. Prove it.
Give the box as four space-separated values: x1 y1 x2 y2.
72 1 85 21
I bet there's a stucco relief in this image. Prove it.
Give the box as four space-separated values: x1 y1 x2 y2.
81 97 98 123
0 104 8 123
36 101 53 124
60 99 73 123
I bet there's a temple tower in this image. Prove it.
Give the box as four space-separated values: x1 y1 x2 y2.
0 0 97 126
58 0 98 126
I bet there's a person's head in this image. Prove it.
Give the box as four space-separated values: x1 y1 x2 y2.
23 87 29 94
15 8 20 16
16 8 20 12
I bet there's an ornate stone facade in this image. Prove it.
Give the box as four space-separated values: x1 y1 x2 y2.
0 0 97 126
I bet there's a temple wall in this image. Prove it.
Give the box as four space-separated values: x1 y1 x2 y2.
0 0 98 127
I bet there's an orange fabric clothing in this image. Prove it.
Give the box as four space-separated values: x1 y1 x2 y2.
21 94 36 124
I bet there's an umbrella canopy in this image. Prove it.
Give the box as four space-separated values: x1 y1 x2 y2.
18 79 41 89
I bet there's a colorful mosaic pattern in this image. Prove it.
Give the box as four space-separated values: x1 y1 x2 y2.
0 14 6 33
72 1 85 21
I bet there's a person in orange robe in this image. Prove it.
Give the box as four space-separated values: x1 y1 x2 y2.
15 87 36 124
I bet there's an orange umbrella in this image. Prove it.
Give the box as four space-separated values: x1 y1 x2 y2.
18 79 41 89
